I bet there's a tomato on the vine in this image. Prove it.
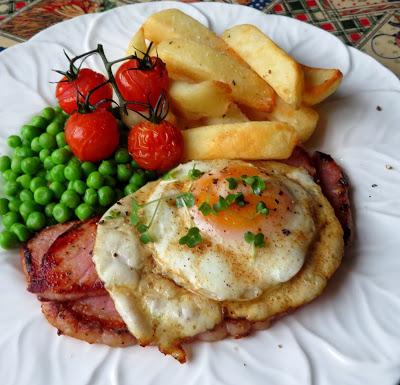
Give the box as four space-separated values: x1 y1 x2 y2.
128 120 183 172
115 57 169 112
65 109 119 162
56 68 113 115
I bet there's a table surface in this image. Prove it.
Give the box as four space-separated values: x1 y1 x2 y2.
0 0 399 76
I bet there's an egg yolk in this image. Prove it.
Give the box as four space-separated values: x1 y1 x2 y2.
190 164 294 241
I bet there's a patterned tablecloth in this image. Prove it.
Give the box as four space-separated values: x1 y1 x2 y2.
0 0 399 76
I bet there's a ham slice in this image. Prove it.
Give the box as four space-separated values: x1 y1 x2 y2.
20 150 352 351
280 146 316 177
20 221 77 288
41 295 136 347
27 217 106 301
313 151 353 243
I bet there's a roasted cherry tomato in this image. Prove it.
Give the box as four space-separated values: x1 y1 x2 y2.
56 68 113 115
115 57 169 112
128 120 183 172
65 109 119 162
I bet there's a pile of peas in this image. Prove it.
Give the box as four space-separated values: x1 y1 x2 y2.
0 106 154 249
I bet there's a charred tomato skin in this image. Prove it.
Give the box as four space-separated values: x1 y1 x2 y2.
127 120 183 172
65 109 119 162
56 68 113 115
115 57 169 112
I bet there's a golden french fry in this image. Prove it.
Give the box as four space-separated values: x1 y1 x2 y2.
156 39 275 111
222 24 304 108
126 27 147 58
169 80 232 120
303 66 343 106
142 9 227 51
182 121 298 161
241 97 318 142
205 103 249 125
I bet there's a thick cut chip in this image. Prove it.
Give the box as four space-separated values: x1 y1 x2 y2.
181 121 299 161
169 80 232 120
222 24 304 108
155 39 275 111
142 8 227 51
126 27 147 58
241 97 318 143
205 103 249 125
303 66 343 106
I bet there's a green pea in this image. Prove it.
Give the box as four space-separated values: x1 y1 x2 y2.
16 174 32 189
45 202 56 218
130 172 146 188
7 135 22 148
0 230 18 249
75 203 94 221
64 164 82 181
104 175 117 187
50 164 66 183
34 186 53 205
41 107 56 121
67 157 80 167
46 121 62 136
8 198 22 213
30 116 48 129
51 148 70 165
2 169 17 181
26 211 46 231
10 223 30 242
15 146 34 158
60 190 80 209
117 164 132 182
49 181 65 199
98 186 115 207
0 198 9 215
64 145 71 152
19 189 34 202
99 160 116 176
21 157 41 175
54 106 63 114
2 211 22 229
4 181 20 196
29 177 46 192
52 203 72 223
70 180 86 195
81 161 96 176
83 188 97 205
19 201 38 220
39 132 56 150
56 132 66 148
43 156 54 170
39 149 50 161
30 137 41 153
130 160 139 169
0 155 11 172
53 113 67 125
114 148 130 164
87 171 104 189
10 156 22 173
21 125 42 142
124 184 138 195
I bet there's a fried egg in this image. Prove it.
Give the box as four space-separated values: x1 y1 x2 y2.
93 160 343 362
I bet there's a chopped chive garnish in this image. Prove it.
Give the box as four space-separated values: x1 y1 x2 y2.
256 201 269 216
179 227 202 248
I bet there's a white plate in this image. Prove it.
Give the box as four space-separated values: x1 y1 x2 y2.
1 2 400 384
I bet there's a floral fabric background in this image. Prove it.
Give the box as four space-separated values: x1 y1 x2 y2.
0 0 399 75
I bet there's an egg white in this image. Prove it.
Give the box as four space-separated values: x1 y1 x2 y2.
92 160 344 361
